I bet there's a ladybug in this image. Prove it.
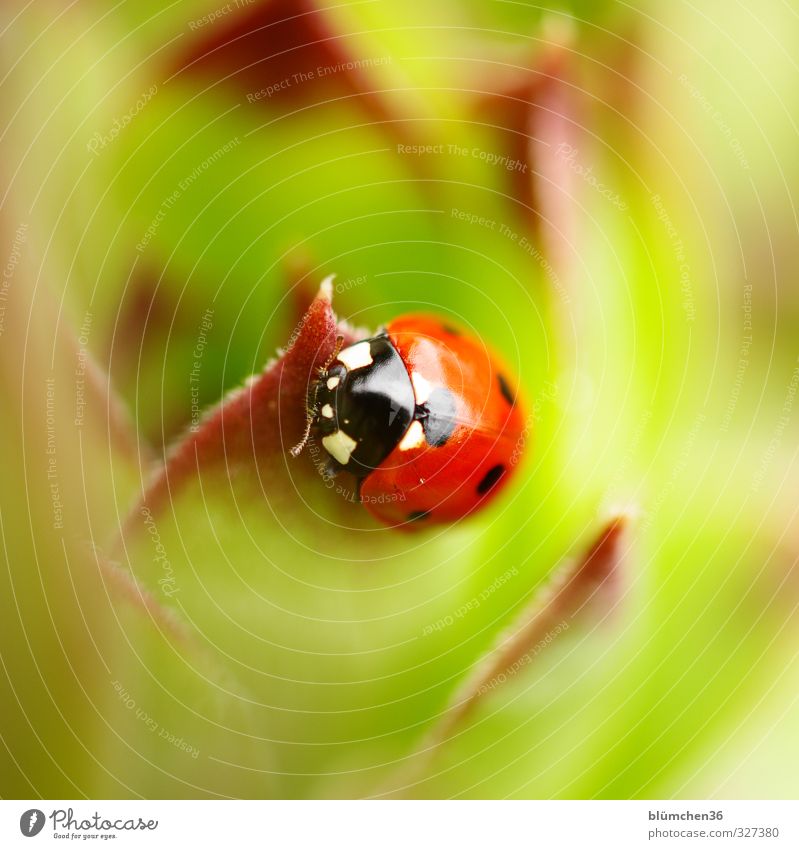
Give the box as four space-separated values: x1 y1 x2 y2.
291 314 526 527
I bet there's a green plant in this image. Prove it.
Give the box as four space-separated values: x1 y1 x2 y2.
1 0 797 800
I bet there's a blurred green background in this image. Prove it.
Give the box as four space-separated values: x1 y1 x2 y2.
1 0 798 799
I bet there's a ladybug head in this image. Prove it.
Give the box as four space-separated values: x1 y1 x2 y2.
291 333 416 477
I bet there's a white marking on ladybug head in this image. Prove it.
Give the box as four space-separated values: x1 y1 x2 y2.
321 404 334 419
411 372 433 405
398 419 425 451
337 341 373 371
322 430 358 465
326 375 340 390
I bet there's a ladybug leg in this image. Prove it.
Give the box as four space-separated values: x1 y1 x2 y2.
322 456 342 479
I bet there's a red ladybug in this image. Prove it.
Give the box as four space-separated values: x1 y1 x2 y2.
292 314 526 527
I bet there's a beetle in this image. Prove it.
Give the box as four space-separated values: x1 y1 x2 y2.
291 314 526 527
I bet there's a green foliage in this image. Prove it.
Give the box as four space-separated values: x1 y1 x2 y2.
1 0 797 799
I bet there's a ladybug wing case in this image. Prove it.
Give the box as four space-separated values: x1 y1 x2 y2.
359 315 525 527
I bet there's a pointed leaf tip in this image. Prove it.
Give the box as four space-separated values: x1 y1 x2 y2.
383 513 632 794
115 280 357 544
319 274 335 302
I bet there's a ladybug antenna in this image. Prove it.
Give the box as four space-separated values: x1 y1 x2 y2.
319 334 345 374
289 335 344 458
289 411 314 458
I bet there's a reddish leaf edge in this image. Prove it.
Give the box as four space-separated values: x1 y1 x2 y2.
110 277 355 555
377 512 631 797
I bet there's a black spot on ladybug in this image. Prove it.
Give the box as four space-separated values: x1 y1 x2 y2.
418 387 457 447
441 323 460 336
476 464 505 495
497 373 515 406
408 509 432 522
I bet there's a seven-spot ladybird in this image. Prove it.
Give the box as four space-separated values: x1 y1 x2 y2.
292 314 526 527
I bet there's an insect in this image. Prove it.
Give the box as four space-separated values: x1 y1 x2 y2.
291 314 526 527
